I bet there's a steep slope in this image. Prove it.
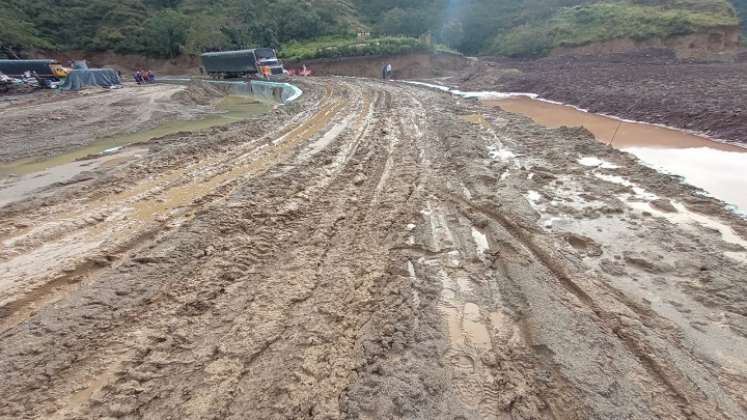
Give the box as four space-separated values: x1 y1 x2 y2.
0 0 740 59
447 0 739 57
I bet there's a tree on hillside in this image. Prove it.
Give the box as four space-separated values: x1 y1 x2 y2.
375 7 433 37
0 14 50 58
185 16 231 54
141 10 189 57
732 0 747 37
269 0 324 42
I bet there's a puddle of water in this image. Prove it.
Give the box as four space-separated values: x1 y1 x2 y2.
625 147 747 212
629 200 747 254
0 149 143 207
486 97 744 151
487 144 515 161
578 156 619 169
0 96 272 177
594 173 659 200
527 190 542 204
471 227 490 254
485 96 747 212
463 302 492 349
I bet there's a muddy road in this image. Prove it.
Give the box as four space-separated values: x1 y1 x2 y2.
1 77 746 419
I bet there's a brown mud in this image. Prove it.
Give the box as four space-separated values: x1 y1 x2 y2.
0 77 745 419
484 96 747 211
460 50 747 145
0 82 227 164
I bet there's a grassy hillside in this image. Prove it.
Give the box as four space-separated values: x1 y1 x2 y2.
492 1 739 57
0 0 741 59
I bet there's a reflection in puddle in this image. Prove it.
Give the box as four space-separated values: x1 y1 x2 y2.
626 147 747 212
485 96 747 212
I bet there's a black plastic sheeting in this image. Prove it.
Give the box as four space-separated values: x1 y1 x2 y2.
61 68 121 91
0 59 55 78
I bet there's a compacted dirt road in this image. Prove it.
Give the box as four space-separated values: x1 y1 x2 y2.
1 78 746 419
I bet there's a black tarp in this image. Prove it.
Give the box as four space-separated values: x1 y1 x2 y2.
201 50 259 74
0 59 55 78
61 68 121 91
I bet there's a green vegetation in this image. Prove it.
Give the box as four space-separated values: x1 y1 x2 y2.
279 35 430 61
0 0 741 59
492 2 739 57
733 0 747 36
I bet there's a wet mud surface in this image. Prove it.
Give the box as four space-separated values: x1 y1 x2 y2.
483 96 747 212
0 82 227 165
460 53 747 145
0 77 746 419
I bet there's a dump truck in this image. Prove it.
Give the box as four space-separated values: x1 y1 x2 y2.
200 48 285 79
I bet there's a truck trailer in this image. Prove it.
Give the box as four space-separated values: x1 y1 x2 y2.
200 48 284 79
0 59 57 78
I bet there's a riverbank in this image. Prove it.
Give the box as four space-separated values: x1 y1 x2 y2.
459 50 747 146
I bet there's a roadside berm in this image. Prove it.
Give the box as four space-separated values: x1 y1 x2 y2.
0 77 745 419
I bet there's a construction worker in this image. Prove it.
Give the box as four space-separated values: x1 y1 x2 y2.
382 63 393 80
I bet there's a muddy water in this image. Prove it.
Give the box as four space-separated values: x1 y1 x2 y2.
0 95 271 207
0 96 271 177
485 97 747 212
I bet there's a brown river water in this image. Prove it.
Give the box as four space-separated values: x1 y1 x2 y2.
484 97 747 213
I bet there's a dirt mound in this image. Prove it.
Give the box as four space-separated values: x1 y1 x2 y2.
0 84 203 164
286 52 471 79
171 81 226 106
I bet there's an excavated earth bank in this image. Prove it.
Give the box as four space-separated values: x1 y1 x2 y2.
0 77 746 419
459 51 747 145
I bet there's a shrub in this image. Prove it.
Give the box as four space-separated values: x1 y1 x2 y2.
491 2 738 57
279 35 431 61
